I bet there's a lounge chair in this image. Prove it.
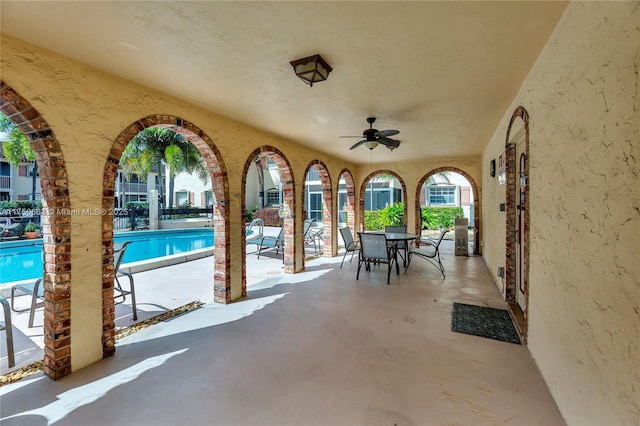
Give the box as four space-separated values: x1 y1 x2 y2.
356 232 396 285
0 296 15 368
11 241 138 326
245 218 264 252
257 227 285 261
404 228 450 277
10 278 44 328
303 218 321 253
339 226 359 268
113 241 137 320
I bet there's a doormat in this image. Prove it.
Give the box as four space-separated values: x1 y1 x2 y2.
451 302 521 344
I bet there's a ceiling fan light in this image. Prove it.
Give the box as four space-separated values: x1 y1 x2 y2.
290 54 332 87
364 141 379 150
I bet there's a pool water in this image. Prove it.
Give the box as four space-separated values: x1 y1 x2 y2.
0 228 214 284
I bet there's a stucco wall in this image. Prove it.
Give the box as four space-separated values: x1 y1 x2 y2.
0 33 356 371
481 2 639 424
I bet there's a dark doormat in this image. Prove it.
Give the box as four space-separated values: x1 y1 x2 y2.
451 302 521 344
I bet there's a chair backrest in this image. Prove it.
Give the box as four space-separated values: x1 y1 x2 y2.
276 226 285 241
385 225 406 233
433 228 450 248
385 225 407 247
358 232 389 261
339 227 356 250
114 241 131 271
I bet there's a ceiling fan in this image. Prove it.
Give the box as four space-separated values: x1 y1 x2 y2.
341 117 400 150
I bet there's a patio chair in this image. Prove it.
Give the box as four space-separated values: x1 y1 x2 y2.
339 226 359 268
404 228 450 278
245 218 264 252
257 227 285 262
114 241 137 320
10 278 44 328
385 225 408 265
356 232 396 285
1 296 15 368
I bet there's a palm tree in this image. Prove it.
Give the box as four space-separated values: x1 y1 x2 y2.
119 128 209 208
0 113 38 203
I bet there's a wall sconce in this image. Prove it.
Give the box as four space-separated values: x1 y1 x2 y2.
290 54 332 87
490 159 496 177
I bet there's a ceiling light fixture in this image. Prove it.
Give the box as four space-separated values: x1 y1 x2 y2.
290 54 332 87
364 141 379 150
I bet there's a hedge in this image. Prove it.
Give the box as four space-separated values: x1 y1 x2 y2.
421 207 463 230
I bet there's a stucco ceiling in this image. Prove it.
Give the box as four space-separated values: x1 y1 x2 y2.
1 1 567 164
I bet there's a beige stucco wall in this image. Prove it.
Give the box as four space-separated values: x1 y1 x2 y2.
0 33 356 371
481 2 639 424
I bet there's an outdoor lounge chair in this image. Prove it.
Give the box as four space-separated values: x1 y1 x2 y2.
404 228 450 278
356 232 396 285
303 218 322 253
1 296 15 368
10 277 44 328
10 241 137 325
339 226 359 268
114 241 137 320
257 227 285 261
245 218 264 252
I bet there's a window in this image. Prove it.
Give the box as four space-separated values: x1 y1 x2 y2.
176 191 190 206
204 190 214 206
338 191 347 225
307 192 322 221
266 189 280 206
428 186 456 206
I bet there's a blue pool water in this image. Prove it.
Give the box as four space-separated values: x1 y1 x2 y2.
0 228 214 284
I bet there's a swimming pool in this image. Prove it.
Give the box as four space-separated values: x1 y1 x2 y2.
0 228 214 285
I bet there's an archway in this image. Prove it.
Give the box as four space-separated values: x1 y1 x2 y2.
303 160 333 258
103 116 229 357
241 146 297 284
414 167 481 255
359 170 407 232
1 82 72 379
504 106 530 342
337 169 356 231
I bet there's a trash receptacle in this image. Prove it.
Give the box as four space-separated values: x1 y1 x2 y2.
455 218 469 256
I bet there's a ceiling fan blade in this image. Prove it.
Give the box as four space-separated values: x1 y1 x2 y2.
340 135 364 138
376 129 399 137
378 137 400 148
349 140 367 150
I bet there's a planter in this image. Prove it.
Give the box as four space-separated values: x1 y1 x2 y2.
24 231 39 239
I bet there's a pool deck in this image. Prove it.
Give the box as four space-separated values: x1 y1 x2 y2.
1 226 296 373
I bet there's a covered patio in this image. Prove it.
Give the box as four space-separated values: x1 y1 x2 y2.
1 239 564 425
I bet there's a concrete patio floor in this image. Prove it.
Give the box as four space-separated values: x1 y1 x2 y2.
0 235 565 425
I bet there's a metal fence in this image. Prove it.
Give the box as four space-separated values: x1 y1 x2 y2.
114 208 150 232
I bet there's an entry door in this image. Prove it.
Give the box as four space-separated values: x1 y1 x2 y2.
515 147 527 312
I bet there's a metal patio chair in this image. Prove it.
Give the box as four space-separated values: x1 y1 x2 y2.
404 228 450 278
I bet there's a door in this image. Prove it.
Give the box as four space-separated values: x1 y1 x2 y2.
515 148 527 312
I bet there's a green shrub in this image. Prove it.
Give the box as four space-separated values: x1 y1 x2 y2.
0 200 42 212
24 221 37 232
378 202 404 227
364 203 405 230
421 207 464 230
364 210 382 230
